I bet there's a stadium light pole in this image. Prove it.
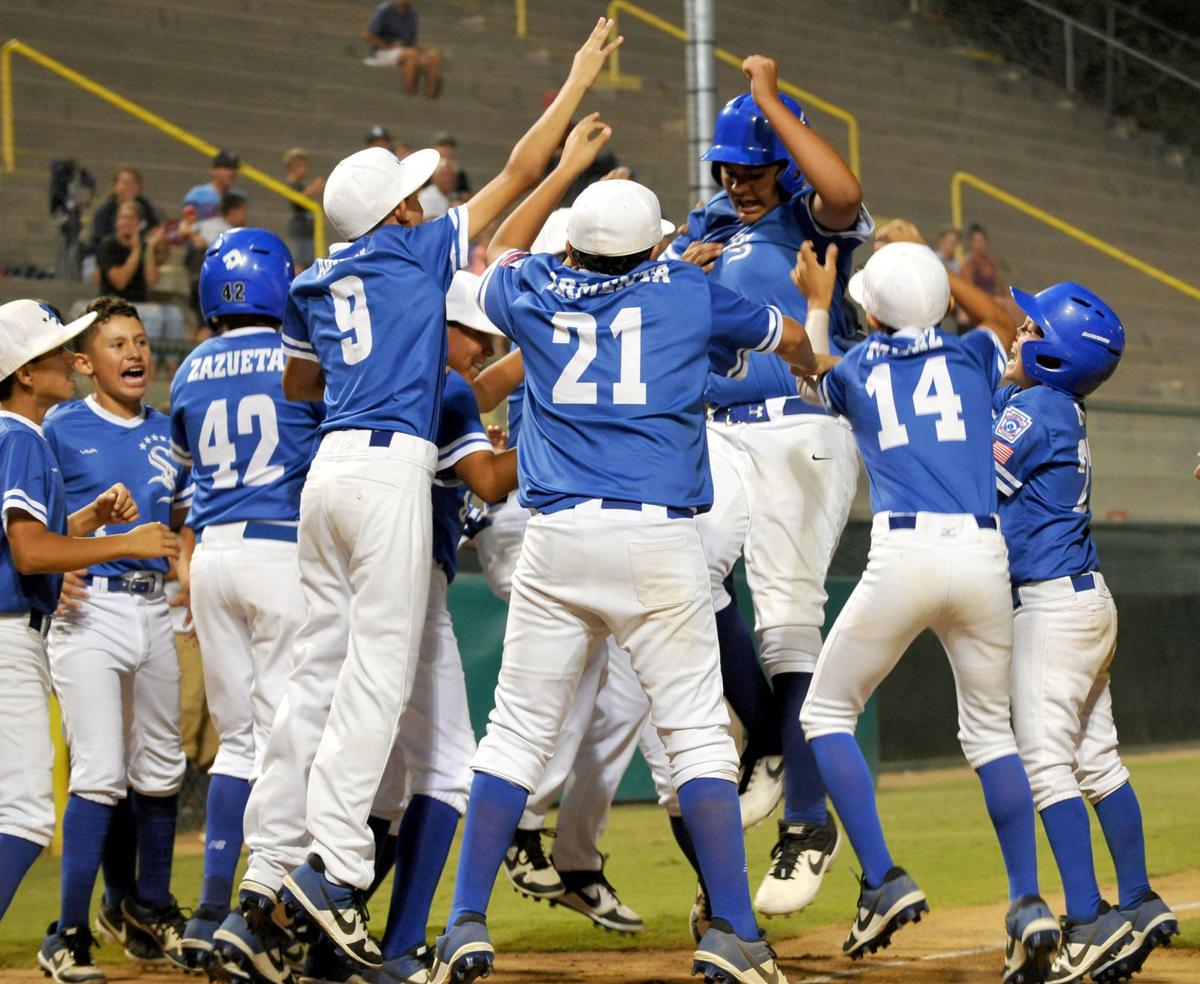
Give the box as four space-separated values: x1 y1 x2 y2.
685 0 717 205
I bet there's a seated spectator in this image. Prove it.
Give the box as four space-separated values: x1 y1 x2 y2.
94 201 161 302
433 132 471 196
282 148 325 269
88 166 163 258
182 149 241 221
364 124 412 158
934 227 961 273
417 158 457 218
361 0 444 99
960 222 1002 295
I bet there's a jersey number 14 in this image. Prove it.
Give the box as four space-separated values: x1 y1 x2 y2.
865 356 965 450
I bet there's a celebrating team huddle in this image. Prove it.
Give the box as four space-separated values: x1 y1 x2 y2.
0 16 1181 984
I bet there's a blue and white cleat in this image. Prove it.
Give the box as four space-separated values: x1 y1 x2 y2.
691 917 787 983
1095 892 1179 984
182 905 227 973
1045 903 1132 984
282 855 380 969
842 867 929 959
1003 895 1060 984
297 937 371 984
428 915 493 984
210 911 293 984
376 942 433 984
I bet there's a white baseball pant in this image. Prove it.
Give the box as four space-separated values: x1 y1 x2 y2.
472 500 739 795
802 512 1019 769
472 497 531 603
1009 572 1129 811
0 615 55 845
698 410 858 677
189 524 304 782
243 430 434 891
48 588 184 804
373 565 476 822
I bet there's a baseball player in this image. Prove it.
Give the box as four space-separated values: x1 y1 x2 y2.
992 284 1178 983
0 300 176 954
165 227 323 972
37 297 192 980
792 241 1059 984
667 55 874 918
212 21 624 973
431 109 825 983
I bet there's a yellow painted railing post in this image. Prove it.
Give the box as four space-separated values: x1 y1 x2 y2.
951 171 965 233
607 0 623 87
515 0 526 39
2 40 15 172
49 695 67 857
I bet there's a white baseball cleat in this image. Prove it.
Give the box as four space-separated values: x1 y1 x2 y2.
738 755 784 830
754 816 841 916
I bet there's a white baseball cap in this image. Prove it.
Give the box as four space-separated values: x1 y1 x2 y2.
537 206 675 256
323 146 441 240
847 242 950 331
446 271 504 336
567 180 664 257
0 300 96 380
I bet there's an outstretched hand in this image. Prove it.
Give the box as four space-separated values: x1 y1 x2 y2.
567 17 624 90
742 55 779 101
559 113 613 175
791 241 839 309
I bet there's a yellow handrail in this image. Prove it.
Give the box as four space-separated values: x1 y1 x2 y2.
604 0 861 177
1 39 326 257
515 0 527 39
951 171 1200 304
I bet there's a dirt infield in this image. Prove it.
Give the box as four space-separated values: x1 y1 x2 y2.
4 870 1196 984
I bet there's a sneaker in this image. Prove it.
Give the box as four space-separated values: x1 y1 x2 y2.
738 754 784 830
94 902 166 964
122 894 190 970
1094 892 1178 984
38 924 106 983
691 917 787 984
298 937 372 984
690 883 713 945
377 942 432 984
282 855 380 969
1002 895 1060 984
183 905 228 971
842 867 929 959
754 816 841 917
553 869 644 934
502 828 564 900
1045 903 1133 983
428 914 493 984
212 911 294 984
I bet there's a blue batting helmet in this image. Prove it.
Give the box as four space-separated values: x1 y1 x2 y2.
199 227 294 327
1010 282 1125 398
701 92 808 190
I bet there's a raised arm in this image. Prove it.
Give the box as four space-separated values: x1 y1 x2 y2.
472 348 525 413
454 447 519 504
742 55 862 232
487 114 613 262
465 18 622 241
8 514 178 575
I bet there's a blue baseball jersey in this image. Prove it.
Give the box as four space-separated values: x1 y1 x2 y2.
507 378 525 448
0 411 68 615
282 206 470 441
821 327 1007 515
432 370 491 581
479 250 783 512
993 384 1099 585
44 398 190 578
671 188 873 409
171 327 323 531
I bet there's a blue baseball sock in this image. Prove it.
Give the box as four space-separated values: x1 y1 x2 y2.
1040 798 1101 922
101 794 137 909
715 585 780 758
773 672 829 824
677 777 757 940
448 772 528 926
368 814 397 896
668 813 705 891
383 796 460 958
1093 782 1151 910
809 733 893 888
131 791 178 907
0 834 43 922
59 796 115 929
199 775 250 914
976 756 1039 900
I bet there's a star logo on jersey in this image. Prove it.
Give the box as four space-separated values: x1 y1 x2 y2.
996 406 1033 444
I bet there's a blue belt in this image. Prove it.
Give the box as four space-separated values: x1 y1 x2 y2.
29 610 49 635
887 513 998 531
540 496 694 520
709 396 807 425
1012 572 1095 609
87 572 164 595
369 430 401 447
243 521 299 543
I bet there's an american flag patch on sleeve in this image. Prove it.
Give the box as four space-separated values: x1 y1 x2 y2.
993 440 1014 464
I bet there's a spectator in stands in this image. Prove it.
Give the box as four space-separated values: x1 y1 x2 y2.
417 158 457 218
95 201 161 303
182 149 241 221
934 227 961 273
282 148 325 269
433 131 471 196
960 222 1002 295
364 124 412 158
179 191 248 323
361 0 444 98
88 166 163 258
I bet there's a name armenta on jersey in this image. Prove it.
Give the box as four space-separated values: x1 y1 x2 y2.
185 346 285 383
863 328 945 362
545 263 672 300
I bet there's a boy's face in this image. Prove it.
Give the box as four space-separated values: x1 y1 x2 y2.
1004 317 1044 388
719 163 783 225
23 345 77 404
77 315 151 404
446 325 495 379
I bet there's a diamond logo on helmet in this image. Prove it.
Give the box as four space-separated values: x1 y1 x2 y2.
222 249 246 271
